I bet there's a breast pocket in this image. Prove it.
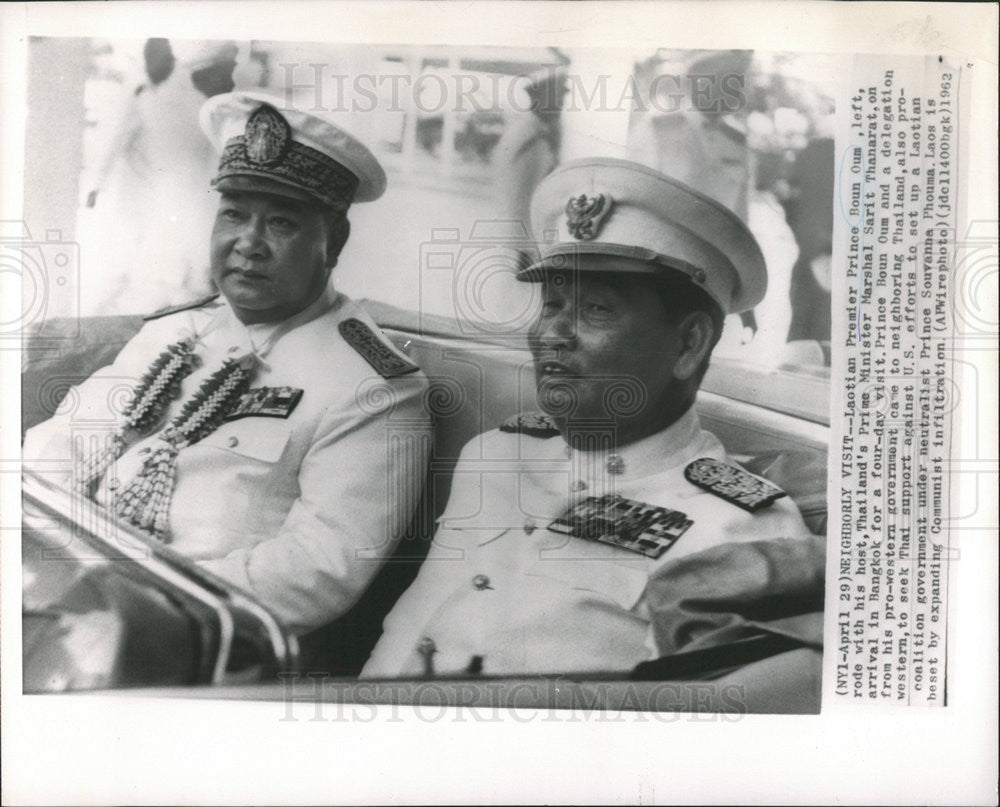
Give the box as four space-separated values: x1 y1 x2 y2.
199 420 292 464
524 552 650 612
432 473 522 553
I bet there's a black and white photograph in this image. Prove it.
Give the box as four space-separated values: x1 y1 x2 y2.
18 35 833 704
2 3 996 805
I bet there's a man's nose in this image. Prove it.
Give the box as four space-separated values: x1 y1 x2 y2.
534 308 578 349
233 217 269 258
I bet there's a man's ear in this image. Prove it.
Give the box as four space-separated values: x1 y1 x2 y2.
325 214 351 269
672 310 716 381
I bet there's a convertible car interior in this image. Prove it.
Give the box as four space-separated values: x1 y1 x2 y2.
21 302 829 710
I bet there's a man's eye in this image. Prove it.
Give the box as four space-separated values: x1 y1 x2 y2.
269 216 299 230
219 207 245 222
540 300 561 316
584 302 612 316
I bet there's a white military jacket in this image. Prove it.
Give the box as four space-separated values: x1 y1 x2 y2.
23 289 430 634
362 406 808 678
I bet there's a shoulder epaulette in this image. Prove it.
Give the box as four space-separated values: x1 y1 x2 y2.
338 318 420 378
498 411 560 438
684 457 787 513
143 293 221 321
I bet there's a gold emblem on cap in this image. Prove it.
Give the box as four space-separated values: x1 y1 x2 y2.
244 104 291 166
565 193 613 241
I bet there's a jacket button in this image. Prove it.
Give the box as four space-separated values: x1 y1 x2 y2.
106 478 119 491
138 447 151 456
571 479 587 491
227 436 239 448
606 454 625 475
523 518 536 534
416 636 437 678
472 574 491 590
228 346 241 353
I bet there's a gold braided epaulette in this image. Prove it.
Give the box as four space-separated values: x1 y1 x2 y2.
498 411 560 438
338 318 420 378
684 457 787 512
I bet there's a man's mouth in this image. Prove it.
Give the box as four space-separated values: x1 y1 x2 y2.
538 360 579 378
227 266 269 281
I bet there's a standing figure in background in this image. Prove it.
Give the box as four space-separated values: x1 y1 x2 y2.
628 50 800 362
783 137 834 351
493 67 568 266
81 39 239 315
629 51 753 219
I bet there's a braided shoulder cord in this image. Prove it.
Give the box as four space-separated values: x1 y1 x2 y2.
75 338 198 497
114 356 254 540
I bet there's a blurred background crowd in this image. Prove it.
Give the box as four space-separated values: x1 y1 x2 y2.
25 38 837 371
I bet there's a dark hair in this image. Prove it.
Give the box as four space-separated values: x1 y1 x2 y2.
321 209 351 264
526 73 569 115
143 38 175 86
654 269 725 384
191 59 237 98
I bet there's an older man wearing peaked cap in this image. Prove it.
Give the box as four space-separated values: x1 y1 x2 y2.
24 91 430 636
362 158 823 701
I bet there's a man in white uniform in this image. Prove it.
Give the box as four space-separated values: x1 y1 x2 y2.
23 91 431 635
362 158 823 686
